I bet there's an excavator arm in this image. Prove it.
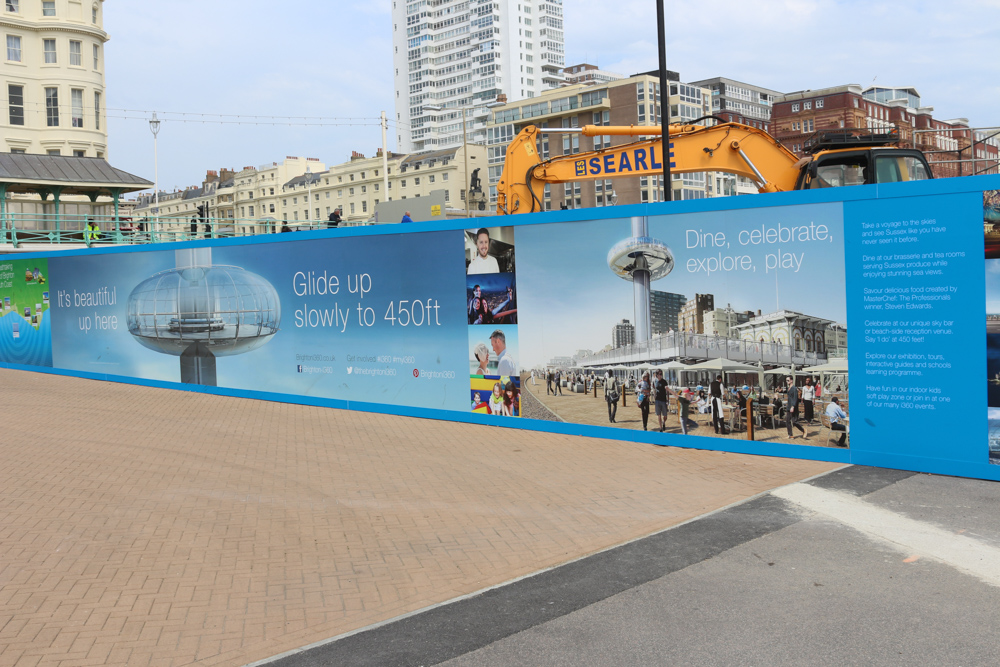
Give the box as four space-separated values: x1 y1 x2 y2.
496 122 803 215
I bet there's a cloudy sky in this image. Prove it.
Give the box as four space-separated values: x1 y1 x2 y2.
104 0 1000 193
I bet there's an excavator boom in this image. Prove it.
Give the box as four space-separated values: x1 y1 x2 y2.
496 122 803 215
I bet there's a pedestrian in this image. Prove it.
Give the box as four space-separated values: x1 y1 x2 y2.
401 211 414 223
710 374 726 434
530 369 536 386
653 369 672 432
636 371 652 431
554 370 564 395
678 389 692 435
604 370 620 423
825 396 848 446
84 218 101 242
546 370 554 395
802 377 816 422
785 375 807 439
190 215 198 238
327 208 342 228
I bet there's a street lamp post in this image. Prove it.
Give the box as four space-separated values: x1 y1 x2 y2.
655 0 671 202
149 112 161 230
424 103 477 217
461 107 470 217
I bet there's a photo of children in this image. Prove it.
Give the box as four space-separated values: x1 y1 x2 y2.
470 377 521 417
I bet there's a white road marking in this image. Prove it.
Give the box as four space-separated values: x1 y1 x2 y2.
772 483 1000 588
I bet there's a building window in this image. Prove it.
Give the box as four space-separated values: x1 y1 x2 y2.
349 187 354 195
71 88 83 127
816 99 824 109
41 0 54 15
6 34 20 61
414 177 419 185
43 38 56 63
94 91 100 129
5 1 18 12
8 84 23 125
349 203 355 214
46 149 59 155
45 87 58 126
92 5 97 22
362 201 368 213
269 204 275 213
803 101 812 110
69 40 81 66
791 103 800 112
93 44 99 69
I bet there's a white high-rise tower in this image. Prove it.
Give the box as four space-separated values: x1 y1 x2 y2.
392 0 565 154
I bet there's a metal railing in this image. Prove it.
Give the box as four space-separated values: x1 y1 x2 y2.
578 330 830 368
0 213 363 249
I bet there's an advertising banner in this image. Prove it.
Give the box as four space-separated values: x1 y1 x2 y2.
1 175 998 481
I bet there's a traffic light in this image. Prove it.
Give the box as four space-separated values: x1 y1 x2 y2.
196 204 207 221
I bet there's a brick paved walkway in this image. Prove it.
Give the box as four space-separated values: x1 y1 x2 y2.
0 369 839 666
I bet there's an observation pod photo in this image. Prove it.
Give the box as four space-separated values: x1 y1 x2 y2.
126 248 281 386
607 216 674 344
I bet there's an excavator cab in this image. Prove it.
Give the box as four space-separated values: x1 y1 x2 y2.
796 131 933 190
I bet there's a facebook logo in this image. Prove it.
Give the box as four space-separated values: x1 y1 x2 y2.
297 365 303 373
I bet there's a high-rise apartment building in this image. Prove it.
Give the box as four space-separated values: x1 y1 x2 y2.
2 0 107 157
649 290 686 335
687 77 783 196
391 0 565 154
612 319 635 348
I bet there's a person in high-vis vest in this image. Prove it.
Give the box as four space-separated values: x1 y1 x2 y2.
85 219 101 242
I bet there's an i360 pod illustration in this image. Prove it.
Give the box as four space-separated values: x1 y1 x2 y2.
126 248 280 385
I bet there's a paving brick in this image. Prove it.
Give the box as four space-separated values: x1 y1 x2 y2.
0 368 837 666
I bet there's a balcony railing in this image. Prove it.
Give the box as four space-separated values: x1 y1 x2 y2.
578 331 830 368
0 213 359 249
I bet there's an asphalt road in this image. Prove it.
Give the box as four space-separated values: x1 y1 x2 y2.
258 467 1000 667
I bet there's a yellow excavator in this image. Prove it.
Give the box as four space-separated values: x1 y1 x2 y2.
495 119 934 215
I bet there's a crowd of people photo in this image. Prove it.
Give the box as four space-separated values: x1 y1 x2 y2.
524 366 849 447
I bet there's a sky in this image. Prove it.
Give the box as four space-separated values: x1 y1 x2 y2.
104 0 1000 195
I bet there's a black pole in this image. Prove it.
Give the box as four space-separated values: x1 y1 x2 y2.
656 0 671 202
